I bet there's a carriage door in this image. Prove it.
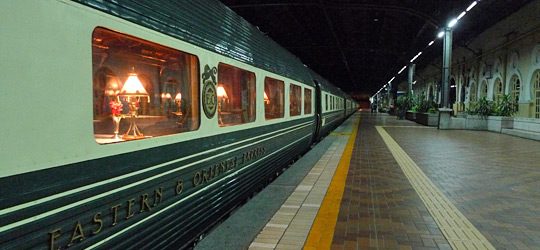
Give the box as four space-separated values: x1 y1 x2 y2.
342 98 346 116
313 80 322 142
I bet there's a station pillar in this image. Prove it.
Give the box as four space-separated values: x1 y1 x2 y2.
439 28 453 129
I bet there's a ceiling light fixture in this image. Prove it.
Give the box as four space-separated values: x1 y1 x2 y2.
372 0 483 96
457 11 466 20
437 31 445 38
448 18 458 28
466 1 477 11
410 52 423 62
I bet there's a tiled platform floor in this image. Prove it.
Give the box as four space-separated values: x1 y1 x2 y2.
198 111 540 250
331 112 540 249
330 114 454 250
385 121 540 249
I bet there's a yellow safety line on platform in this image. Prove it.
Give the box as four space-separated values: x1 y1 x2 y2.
304 115 360 250
376 126 495 250
329 132 352 135
381 125 436 128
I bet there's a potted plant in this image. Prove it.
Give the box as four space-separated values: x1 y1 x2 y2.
488 94 516 132
414 94 438 126
493 94 516 117
464 97 493 130
396 95 409 120
475 97 494 117
406 104 419 121
404 94 418 121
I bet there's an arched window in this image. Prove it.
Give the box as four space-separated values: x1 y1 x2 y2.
533 70 540 118
510 74 520 112
493 78 504 103
480 80 488 99
470 82 477 102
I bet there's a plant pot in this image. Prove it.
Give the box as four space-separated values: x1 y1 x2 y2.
406 111 417 121
487 116 514 133
465 115 488 130
397 109 406 120
416 112 438 126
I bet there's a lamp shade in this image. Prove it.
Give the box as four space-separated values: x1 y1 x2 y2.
119 73 148 97
264 91 269 104
217 84 228 99
105 75 122 96
175 92 182 100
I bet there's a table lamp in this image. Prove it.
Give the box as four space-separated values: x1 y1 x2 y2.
264 91 269 104
217 84 228 124
175 92 182 115
118 69 149 140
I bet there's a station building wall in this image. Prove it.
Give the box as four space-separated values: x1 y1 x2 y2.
413 0 540 118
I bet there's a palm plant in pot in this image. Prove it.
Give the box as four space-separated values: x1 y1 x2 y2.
493 94 517 117
396 95 410 119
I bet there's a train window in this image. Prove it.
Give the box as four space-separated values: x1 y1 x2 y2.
325 94 328 111
329 96 331 110
264 77 285 119
92 27 199 144
304 89 312 114
217 63 256 126
290 84 302 116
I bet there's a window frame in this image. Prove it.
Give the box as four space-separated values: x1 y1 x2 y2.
532 70 540 118
325 94 328 111
304 88 312 115
510 74 520 112
91 27 201 145
289 83 302 117
216 62 257 127
264 76 285 120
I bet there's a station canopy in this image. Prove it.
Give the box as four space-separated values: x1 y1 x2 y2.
221 0 533 96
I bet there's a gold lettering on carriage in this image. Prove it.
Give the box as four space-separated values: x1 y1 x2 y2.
48 187 164 250
193 157 237 186
242 147 266 164
48 147 266 249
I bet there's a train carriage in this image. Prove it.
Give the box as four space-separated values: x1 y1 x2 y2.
0 0 356 249
309 71 350 140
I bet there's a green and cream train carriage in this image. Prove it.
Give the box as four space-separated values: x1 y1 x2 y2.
0 0 356 249
309 70 354 140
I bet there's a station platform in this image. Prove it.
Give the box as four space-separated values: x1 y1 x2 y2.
195 110 540 250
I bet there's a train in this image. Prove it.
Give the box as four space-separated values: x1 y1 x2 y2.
0 0 357 249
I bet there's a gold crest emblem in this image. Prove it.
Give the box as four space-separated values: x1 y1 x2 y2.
202 65 218 119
